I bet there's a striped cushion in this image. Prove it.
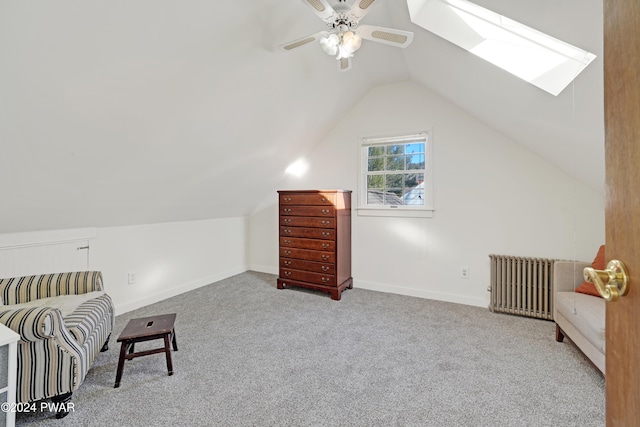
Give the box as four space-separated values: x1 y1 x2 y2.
0 271 104 305
64 294 113 345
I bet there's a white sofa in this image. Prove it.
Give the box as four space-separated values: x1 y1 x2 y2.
553 261 605 374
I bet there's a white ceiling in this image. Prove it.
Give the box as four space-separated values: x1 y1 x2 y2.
0 0 603 233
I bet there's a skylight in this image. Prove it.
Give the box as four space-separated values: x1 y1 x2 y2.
407 0 596 96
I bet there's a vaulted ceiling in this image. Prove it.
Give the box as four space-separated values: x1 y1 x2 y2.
0 0 603 233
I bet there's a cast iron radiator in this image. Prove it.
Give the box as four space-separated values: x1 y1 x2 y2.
489 254 557 320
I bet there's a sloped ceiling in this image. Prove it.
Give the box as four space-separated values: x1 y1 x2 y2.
0 0 603 233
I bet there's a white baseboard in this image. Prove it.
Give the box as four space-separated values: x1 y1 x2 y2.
354 278 488 308
248 264 278 275
246 267 488 308
114 265 248 315
115 267 488 314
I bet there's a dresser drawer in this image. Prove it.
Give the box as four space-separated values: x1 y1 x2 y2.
280 237 335 251
280 226 335 240
280 217 336 228
280 206 335 217
279 192 336 206
279 268 336 287
279 248 335 263
280 258 335 274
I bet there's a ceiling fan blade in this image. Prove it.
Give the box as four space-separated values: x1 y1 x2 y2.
278 31 329 52
337 56 352 72
348 0 383 21
298 0 337 24
356 25 414 48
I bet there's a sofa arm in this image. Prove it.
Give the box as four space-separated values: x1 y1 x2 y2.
0 305 84 357
554 261 590 293
0 271 104 304
0 307 58 342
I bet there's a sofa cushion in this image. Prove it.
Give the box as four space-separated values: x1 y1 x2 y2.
556 291 605 353
5 291 106 345
62 293 112 345
5 291 104 316
575 245 605 297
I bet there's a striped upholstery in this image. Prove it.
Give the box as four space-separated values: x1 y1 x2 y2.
0 271 104 305
0 271 114 403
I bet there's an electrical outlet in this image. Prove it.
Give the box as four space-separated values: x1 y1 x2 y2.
128 272 136 284
460 266 469 279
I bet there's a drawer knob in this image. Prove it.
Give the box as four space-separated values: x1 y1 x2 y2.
322 243 329 249
283 197 292 202
322 277 329 283
321 209 330 215
322 255 329 261
321 197 327 203
285 250 291 256
321 220 329 226
284 261 291 266
322 266 329 272
322 231 329 237
284 229 291 234
284 239 291 245
284 271 292 277
283 219 291 224
283 208 292 213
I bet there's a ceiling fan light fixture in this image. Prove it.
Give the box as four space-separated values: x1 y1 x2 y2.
320 33 339 56
342 30 362 52
320 30 361 59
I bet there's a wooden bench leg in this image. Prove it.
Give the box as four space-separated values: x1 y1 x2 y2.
164 333 174 376
114 341 129 388
171 329 178 351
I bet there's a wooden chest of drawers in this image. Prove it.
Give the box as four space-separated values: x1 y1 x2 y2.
277 190 352 300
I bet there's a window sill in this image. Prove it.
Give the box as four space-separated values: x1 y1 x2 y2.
356 207 434 218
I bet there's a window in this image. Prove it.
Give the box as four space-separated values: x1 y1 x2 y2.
407 0 596 96
358 132 433 218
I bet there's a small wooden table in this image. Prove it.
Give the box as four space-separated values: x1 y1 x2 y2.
114 313 178 388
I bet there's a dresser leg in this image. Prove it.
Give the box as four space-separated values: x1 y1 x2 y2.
330 290 341 301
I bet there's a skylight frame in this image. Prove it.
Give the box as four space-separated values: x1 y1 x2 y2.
407 0 597 96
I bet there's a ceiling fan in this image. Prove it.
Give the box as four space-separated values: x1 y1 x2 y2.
279 0 414 71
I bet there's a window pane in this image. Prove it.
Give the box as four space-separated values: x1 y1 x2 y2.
386 156 405 171
405 143 424 154
404 173 424 188
386 145 405 155
367 190 384 205
384 190 404 205
368 158 384 171
403 188 424 205
407 154 425 170
367 175 384 189
368 146 385 156
386 174 403 188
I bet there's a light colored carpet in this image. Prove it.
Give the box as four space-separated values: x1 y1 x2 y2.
16 271 604 426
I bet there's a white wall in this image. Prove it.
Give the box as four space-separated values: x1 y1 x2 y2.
248 80 605 307
0 217 248 314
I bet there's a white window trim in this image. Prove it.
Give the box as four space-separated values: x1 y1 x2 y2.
357 131 434 218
